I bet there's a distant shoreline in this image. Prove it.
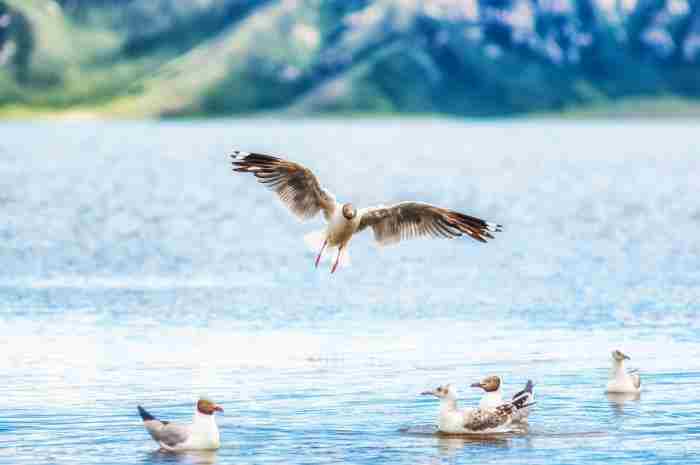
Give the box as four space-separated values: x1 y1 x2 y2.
2 97 700 121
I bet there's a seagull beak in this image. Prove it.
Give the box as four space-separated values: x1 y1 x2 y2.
420 390 436 397
623 354 631 360
213 405 224 413
470 382 483 388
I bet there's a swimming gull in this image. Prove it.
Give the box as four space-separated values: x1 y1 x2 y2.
471 376 534 423
138 398 223 451
606 350 641 394
421 383 530 434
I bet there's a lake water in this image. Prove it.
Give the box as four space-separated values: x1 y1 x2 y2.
1 119 699 465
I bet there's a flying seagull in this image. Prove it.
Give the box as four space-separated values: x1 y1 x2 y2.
138 398 223 451
606 350 641 394
231 151 502 273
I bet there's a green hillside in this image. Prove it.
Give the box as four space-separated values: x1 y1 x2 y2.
1 0 699 118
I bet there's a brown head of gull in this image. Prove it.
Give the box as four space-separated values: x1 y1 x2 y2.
342 203 357 220
471 375 502 392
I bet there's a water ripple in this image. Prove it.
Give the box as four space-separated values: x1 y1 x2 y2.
1 120 699 465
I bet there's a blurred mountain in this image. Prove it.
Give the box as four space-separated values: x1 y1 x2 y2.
1 0 699 117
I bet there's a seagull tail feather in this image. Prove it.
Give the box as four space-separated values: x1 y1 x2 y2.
138 405 157 422
511 380 535 408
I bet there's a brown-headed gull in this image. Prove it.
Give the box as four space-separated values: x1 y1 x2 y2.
231 151 502 273
138 398 223 451
470 376 534 423
606 350 641 394
421 384 530 434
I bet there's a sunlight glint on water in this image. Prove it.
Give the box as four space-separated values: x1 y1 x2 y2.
0 120 699 465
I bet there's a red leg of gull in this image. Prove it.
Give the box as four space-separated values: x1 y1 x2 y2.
331 246 343 274
315 239 328 268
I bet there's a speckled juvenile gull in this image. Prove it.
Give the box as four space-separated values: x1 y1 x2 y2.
138 398 223 451
421 384 530 434
606 350 641 394
231 151 502 273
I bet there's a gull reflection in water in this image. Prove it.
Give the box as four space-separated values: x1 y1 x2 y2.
435 431 517 456
146 449 218 465
607 392 641 415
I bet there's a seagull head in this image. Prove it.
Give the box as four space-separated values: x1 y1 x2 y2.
421 383 457 400
342 203 357 220
470 375 501 392
612 350 630 362
197 397 224 415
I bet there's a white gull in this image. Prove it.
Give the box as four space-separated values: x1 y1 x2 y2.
138 398 223 451
606 350 641 394
231 151 502 273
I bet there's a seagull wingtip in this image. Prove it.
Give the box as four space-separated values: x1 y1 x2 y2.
137 405 156 422
487 222 503 232
230 150 250 160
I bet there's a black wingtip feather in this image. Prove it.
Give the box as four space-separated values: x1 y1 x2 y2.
445 212 503 243
138 405 156 422
230 151 281 163
525 380 534 392
511 380 535 408
230 152 285 176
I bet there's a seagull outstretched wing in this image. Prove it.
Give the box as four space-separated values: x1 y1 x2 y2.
357 202 502 246
231 151 337 222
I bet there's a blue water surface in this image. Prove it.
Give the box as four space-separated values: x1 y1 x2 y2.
1 119 699 465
